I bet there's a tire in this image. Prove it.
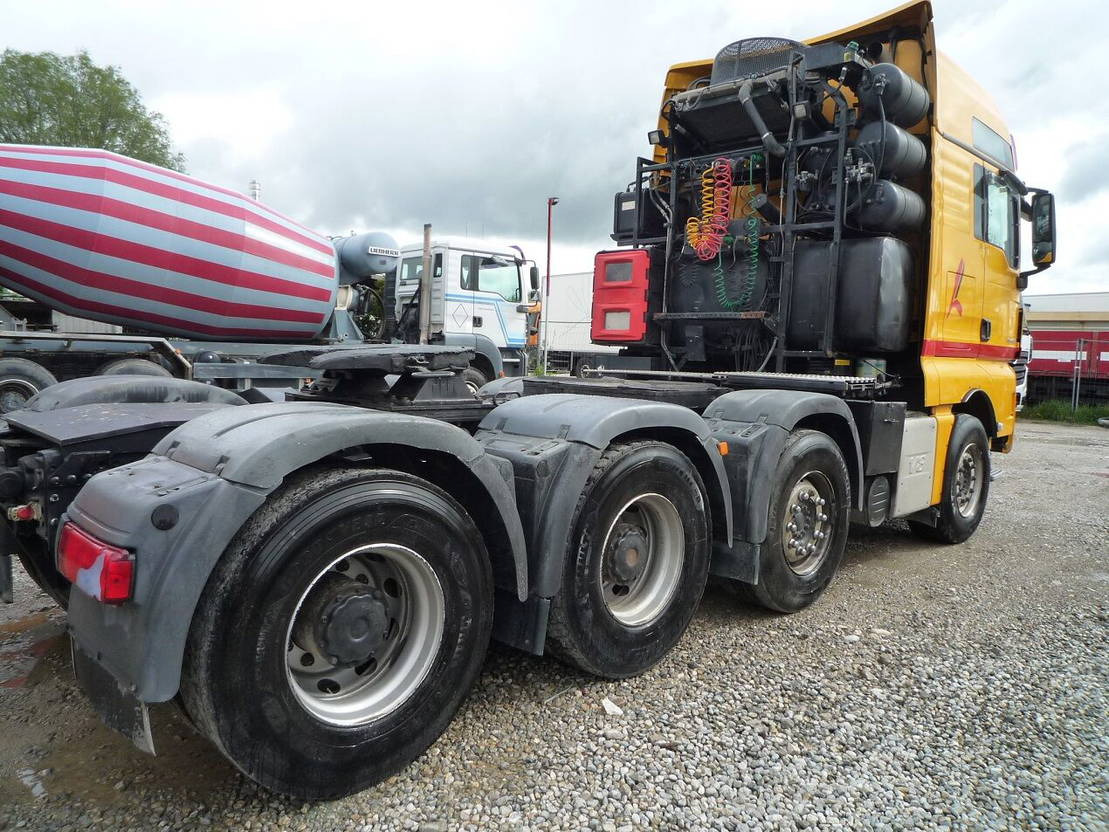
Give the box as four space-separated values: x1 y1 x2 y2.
97 358 172 377
744 429 851 613
546 441 711 679
908 414 990 544
180 466 493 800
461 366 488 396
0 358 57 413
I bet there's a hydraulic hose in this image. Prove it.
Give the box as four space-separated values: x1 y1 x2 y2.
737 81 785 158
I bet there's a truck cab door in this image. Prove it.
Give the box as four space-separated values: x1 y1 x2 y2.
976 164 1022 360
450 252 477 338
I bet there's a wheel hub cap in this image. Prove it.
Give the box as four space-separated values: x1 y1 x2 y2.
953 445 984 517
297 574 390 667
782 473 833 577
608 525 649 584
599 493 685 627
285 544 445 726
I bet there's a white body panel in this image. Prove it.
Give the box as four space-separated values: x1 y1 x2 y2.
892 414 938 518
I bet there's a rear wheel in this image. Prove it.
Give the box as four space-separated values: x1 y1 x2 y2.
908 414 990 544
740 429 850 613
0 358 56 412
546 441 710 679
181 466 492 800
461 366 488 396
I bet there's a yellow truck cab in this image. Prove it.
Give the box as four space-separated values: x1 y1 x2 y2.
598 0 1056 534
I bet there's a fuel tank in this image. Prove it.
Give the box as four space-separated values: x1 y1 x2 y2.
0 144 339 340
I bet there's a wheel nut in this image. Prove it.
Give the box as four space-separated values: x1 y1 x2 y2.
815 531 825 540
817 497 826 507
818 513 828 522
787 522 797 533
788 538 797 549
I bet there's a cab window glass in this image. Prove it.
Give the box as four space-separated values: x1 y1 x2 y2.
476 257 521 302
972 118 1014 170
974 165 1018 269
400 254 442 281
460 255 478 290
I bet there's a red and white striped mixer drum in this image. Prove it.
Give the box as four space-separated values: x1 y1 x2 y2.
0 144 339 340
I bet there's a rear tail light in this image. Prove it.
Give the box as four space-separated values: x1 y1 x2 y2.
56 521 134 604
591 249 651 344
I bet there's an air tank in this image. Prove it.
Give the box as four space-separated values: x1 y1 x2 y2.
854 120 928 179
857 63 930 127
0 144 341 341
854 179 926 233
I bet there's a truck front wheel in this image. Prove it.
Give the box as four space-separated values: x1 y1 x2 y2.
546 441 711 679
743 429 850 613
908 414 990 544
180 466 493 800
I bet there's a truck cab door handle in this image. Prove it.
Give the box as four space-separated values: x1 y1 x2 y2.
980 318 992 342
472 316 483 327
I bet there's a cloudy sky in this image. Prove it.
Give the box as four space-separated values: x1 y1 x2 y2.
2 0 1104 294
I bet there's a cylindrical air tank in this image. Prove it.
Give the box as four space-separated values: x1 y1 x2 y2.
0 144 342 341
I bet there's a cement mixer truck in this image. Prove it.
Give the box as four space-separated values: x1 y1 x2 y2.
0 1 1057 802
0 144 536 410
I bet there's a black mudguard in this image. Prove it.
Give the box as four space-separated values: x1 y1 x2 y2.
65 402 529 704
702 389 864 583
476 393 733 598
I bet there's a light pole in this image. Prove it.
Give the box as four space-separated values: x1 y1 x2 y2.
543 197 559 373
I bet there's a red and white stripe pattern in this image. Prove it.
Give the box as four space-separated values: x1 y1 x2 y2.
0 144 338 340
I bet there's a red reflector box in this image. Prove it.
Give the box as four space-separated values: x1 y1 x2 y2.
56 521 134 604
591 250 651 344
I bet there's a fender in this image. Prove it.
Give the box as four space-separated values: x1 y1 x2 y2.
65 402 529 703
440 332 505 378
702 390 864 582
476 393 733 600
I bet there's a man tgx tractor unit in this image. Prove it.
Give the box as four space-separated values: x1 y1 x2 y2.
0 2 1055 800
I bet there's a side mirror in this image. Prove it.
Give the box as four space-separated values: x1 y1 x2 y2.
1031 192 1056 266
529 264 540 291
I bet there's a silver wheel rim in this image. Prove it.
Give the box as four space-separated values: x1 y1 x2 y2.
599 493 684 627
465 379 481 396
284 543 445 726
953 444 985 518
782 471 835 577
0 379 37 413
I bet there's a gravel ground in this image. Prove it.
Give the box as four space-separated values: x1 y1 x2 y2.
0 419 1106 831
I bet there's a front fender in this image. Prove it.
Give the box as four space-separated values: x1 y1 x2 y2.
67 402 529 703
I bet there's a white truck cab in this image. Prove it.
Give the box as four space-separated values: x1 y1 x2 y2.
395 238 538 383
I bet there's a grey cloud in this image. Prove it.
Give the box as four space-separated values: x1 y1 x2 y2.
1059 140 1109 203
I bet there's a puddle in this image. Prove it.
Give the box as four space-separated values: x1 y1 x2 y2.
16 767 48 799
0 610 67 688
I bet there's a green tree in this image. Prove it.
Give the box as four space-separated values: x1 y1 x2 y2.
0 49 184 171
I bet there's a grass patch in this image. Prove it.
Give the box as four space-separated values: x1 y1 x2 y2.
1020 399 1109 425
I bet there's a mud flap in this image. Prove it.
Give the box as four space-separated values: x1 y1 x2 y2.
1 553 11 603
71 641 155 755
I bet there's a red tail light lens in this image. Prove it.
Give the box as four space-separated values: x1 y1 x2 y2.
591 249 651 344
56 522 134 604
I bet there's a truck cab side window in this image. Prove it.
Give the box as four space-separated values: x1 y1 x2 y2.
476 257 522 302
974 165 1018 269
400 254 443 282
460 255 478 290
